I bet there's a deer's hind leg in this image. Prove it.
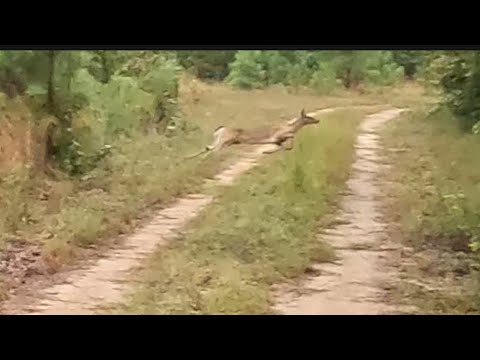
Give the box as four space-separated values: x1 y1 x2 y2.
207 127 229 152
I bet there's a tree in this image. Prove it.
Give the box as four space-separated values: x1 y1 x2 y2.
424 51 480 131
0 50 181 175
334 51 369 89
177 51 236 80
226 51 267 89
47 50 57 114
392 51 424 80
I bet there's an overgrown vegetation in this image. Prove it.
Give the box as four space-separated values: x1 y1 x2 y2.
392 51 424 80
226 51 406 91
381 107 480 313
177 51 237 81
0 50 192 263
0 50 180 175
415 51 480 253
104 109 363 314
383 108 480 252
422 51 480 132
0 49 426 178
360 51 480 313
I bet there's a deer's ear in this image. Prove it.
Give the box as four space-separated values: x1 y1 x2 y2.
301 108 306 117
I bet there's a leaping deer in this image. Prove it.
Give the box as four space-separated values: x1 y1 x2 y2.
185 109 319 159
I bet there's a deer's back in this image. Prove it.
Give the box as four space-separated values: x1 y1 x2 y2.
235 126 279 144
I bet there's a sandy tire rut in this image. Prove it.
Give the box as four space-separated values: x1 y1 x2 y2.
273 108 408 315
1 107 404 315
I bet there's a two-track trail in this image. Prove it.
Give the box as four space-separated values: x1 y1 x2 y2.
1 106 406 315
1 108 337 315
273 108 408 315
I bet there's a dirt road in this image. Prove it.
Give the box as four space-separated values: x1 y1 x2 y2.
273 109 408 315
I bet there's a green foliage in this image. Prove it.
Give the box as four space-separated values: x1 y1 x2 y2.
333 51 403 88
392 51 424 79
384 108 480 254
364 51 404 86
308 62 338 94
262 51 291 84
333 51 369 88
424 51 480 131
0 50 180 175
226 51 267 89
177 51 236 81
226 50 404 91
227 51 322 89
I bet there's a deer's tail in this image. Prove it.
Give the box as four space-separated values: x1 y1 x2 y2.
184 147 211 160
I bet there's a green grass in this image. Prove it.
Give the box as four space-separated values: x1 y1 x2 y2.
382 107 480 251
381 106 480 313
103 109 363 314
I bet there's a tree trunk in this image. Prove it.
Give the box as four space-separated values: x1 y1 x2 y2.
97 51 111 83
343 68 352 89
47 50 57 113
404 64 416 80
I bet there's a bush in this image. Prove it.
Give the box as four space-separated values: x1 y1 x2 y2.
227 51 319 89
226 50 406 93
226 51 267 89
365 51 404 86
177 51 236 81
392 50 424 80
424 51 480 131
309 62 337 94
0 50 180 175
262 51 291 85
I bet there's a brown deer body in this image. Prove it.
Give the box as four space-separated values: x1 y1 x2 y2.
185 109 319 159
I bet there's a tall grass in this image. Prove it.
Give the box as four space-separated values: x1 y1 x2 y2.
381 107 480 313
106 109 363 314
383 107 480 251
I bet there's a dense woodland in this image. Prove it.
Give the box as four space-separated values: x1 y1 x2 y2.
1 49 480 260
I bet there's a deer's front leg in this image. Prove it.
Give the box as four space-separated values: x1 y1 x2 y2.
262 145 284 154
283 137 294 151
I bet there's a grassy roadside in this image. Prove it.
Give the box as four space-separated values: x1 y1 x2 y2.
380 107 480 314
102 109 363 314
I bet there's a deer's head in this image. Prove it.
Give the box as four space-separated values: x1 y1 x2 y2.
299 108 319 125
